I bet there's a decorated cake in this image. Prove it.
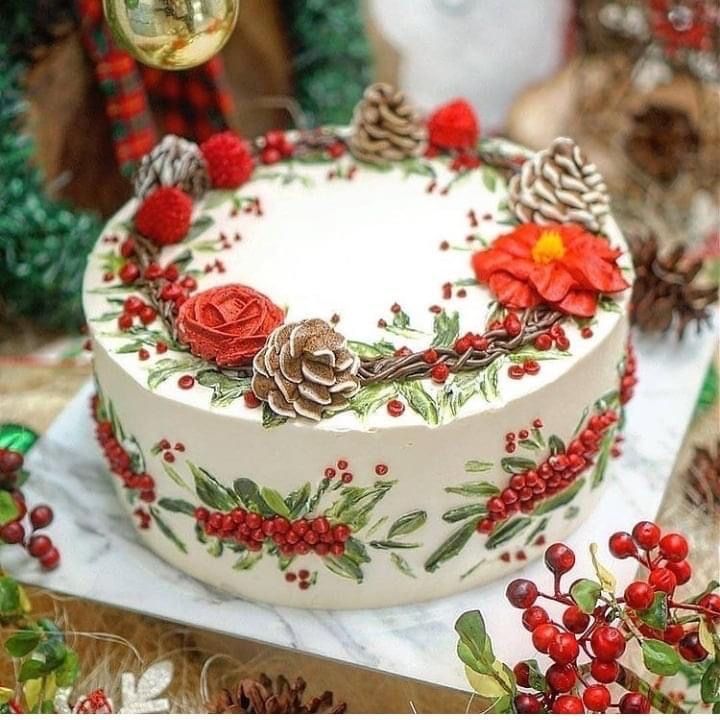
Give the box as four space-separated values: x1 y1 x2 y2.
83 84 635 609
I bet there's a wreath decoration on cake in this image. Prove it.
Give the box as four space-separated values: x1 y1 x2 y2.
97 82 631 424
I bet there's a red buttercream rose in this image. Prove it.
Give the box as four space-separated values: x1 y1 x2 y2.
472 223 629 317
177 284 284 367
427 99 480 150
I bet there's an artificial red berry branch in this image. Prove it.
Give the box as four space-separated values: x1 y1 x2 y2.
456 520 720 714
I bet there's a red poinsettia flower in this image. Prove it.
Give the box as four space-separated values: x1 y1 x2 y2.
472 224 629 317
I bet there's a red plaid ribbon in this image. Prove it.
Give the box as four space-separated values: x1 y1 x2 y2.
75 0 234 175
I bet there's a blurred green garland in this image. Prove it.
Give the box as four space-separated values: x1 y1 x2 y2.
1 0 102 331
282 0 373 126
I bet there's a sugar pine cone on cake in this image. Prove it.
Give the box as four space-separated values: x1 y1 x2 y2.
625 104 700 184
211 674 346 714
630 235 718 339
133 135 209 200
508 137 610 232
252 319 360 422
349 82 425 164
684 440 720 513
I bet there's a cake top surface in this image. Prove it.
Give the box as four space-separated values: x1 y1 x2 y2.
83 92 633 431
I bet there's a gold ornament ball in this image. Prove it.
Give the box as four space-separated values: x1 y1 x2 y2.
103 0 239 70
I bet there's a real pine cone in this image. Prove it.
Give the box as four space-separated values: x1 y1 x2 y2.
625 104 700 184
211 674 346 714
133 135 209 200
349 82 425 164
508 137 610 232
684 440 720 513
630 235 718 339
252 319 360 422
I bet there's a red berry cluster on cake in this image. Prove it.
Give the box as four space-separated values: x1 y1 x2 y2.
83 83 633 609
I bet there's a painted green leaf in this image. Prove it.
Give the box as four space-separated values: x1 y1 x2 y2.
169 248 193 272
531 427 545 447
425 520 477 573
525 518 548 546
519 437 542 451
347 340 395 359
162 461 192 491
0 577 21 617
438 370 483 420
306 478 330 515
485 517 533 550
592 434 613 489
432 310 460 347
500 456 536 474
348 383 396 420
595 389 621 411
481 166 498 192
116 340 145 354
184 214 213 242
533 477 586 515
345 537 370 565
508 349 570 363
638 592 669 631
390 552 416 578
233 477 273 515
187 463 235 511
548 435 566 455
369 539 420 550
396 380 439 425
445 481 499 497
0 491 20 525
285 482 311 518
0 424 38 454
262 403 288 429
599 295 621 313
642 639 681 677
4 628 41 657
233 551 263 571
326 480 396 532
324 555 363 582
147 358 207 390
442 504 487 523
387 510 427 538
260 487 291 518
479 359 501 402
196 370 251 407
158 497 196 516
701 662 720 704
392 308 411 329
570 578 602 613
149 507 187 554
464 460 494 473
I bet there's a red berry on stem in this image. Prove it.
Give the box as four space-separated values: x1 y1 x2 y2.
0 522 25 544
431 362 450 384
123 296 145 315
583 685 611 712
0 451 23 474
563 605 590 634
678 631 708 662
534 333 552 351
544 543 575 575
619 692 651 714
552 695 584 714
514 693 542 714
609 531 637 558
590 659 619 684
139 306 157 326
506 579 538 609
665 559 692 585
40 546 60 570
522 605 549 631
591 626 626 661
30 505 53 530
119 262 140 285
549 633 580 664
663 624 684 644
117 313 133 331
513 661 530 687
624 581 655 610
546 663 577 693
387 399 405 417
532 623 559 653
28 534 53 558
648 567 677 594
658 533 689 562
632 521 661 550
699 593 720 615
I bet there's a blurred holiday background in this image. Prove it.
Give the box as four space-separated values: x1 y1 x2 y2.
1 0 718 712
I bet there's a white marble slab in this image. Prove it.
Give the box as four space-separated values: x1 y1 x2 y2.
6 325 717 691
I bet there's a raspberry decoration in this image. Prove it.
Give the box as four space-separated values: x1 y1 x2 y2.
135 187 192 247
455 522 720 714
200 131 254 188
427 98 479 151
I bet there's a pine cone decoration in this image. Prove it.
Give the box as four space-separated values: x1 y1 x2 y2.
133 135 209 200
349 82 425 164
251 319 360 422
625 104 700 184
684 440 719 513
508 137 610 232
630 235 718 338
211 674 346 714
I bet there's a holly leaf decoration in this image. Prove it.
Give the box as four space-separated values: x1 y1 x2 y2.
642 639 681 677
396 380 439 426
500 457 536 474
187 463 236 511
195 370 250 407
431 310 460 348
424 520 477 573
445 480 499 497
158 498 196 516
570 579 601 613
485 517 532 550
701 662 720 704
387 510 427 539
464 460 494 473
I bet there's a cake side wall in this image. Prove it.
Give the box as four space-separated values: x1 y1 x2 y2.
90 311 629 609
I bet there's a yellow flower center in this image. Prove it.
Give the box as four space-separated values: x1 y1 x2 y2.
531 230 566 265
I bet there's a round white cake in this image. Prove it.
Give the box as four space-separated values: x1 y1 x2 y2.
83 90 635 608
